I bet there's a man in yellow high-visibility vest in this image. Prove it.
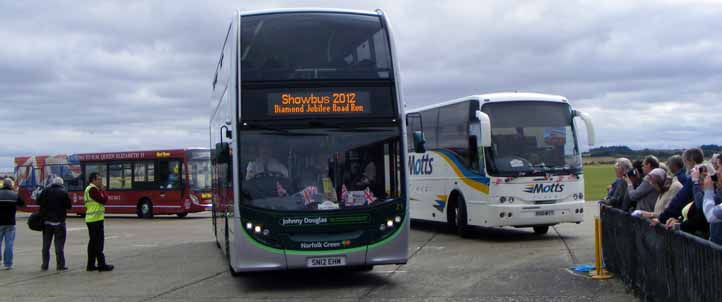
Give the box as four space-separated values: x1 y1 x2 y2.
84 172 113 272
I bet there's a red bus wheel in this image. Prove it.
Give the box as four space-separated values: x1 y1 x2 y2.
137 199 154 218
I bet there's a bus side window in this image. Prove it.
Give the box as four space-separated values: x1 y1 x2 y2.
132 161 155 190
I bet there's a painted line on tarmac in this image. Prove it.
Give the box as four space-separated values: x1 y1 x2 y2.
553 225 579 265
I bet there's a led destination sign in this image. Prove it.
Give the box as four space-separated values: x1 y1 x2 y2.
268 91 371 115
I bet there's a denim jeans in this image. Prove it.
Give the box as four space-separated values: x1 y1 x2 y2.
0 225 16 268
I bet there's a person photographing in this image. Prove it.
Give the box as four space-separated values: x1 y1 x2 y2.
84 173 113 272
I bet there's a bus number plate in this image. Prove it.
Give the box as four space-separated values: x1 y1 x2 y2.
307 256 346 268
536 210 555 216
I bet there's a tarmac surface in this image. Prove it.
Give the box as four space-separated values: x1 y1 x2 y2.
0 202 636 302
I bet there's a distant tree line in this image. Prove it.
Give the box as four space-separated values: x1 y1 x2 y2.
584 144 721 161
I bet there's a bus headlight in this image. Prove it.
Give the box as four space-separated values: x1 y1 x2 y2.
254 225 262 233
386 220 394 228
394 216 402 223
246 222 253 230
190 194 200 204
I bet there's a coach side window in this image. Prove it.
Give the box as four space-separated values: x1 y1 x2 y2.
438 102 471 168
420 109 439 149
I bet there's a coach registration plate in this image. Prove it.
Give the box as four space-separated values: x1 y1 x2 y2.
307 256 346 268
536 210 555 216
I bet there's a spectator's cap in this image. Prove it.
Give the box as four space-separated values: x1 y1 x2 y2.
648 168 667 187
52 177 64 186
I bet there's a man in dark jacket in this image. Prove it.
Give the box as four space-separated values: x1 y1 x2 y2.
37 177 72 271
0 178 25 269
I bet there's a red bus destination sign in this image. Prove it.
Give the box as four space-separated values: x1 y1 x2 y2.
267 91 371 115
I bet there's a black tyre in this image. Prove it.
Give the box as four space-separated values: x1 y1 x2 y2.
176 212 188 218
137 199 154 218
533 226 550 235
454 196 472 238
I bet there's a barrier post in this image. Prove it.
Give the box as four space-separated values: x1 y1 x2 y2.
591 216 613 280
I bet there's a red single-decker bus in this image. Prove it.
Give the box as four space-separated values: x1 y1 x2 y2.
14 148 211 218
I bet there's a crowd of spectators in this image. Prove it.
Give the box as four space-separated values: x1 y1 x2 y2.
600 148 722 246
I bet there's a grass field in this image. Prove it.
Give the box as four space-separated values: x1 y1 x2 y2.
584 164 615 201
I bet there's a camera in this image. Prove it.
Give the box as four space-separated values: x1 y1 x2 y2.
698 165 707 174
712 174 719 182
626 169 638 178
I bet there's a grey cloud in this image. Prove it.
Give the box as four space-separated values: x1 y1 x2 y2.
2 0 722 169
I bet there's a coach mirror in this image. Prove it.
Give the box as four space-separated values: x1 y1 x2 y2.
406 113 426 153
475 110 492 147
572 109 596 146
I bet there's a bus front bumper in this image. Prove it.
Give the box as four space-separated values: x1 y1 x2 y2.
468 200 585 228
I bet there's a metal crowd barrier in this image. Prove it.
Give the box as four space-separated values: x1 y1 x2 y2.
600 206 722 302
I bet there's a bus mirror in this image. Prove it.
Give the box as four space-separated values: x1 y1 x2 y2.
214 142 230 164
573 110 596 146
475 110 492 147
412 131 426 153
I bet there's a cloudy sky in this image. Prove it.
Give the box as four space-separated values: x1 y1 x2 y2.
2 0 722 170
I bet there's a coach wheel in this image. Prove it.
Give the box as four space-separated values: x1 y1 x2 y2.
137 199 154 218
533 226 550 235
454 196 472 238
176 212 188 218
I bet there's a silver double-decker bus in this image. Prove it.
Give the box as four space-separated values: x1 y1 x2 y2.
210 8 408 274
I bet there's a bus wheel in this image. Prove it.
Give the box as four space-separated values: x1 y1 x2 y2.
533 226 550 235
176 212 188 218
454 196 472 238
137 199 154 218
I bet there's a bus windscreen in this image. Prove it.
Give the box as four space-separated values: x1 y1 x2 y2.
240 13 393 82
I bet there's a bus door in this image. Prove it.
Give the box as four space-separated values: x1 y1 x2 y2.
157 159 184 211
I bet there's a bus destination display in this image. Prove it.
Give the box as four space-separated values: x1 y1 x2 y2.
268 91 371 115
